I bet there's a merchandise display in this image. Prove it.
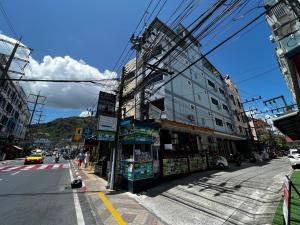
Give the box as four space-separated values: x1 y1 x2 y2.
189 156 207 172
162 158 189 176
121 160 153 181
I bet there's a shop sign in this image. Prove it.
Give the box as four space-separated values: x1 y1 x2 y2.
72 128 83 142
96 92 116 117
96 130 115 141
283 176 290 225
98 115 117 131
81 127 93 141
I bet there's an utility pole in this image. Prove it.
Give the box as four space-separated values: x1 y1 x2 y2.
109 67 126 190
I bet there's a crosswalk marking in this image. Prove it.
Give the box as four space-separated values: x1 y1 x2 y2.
20 165 37 171
0 163 69 172
52 164 60 169
2 166 22 172
37 165 49 170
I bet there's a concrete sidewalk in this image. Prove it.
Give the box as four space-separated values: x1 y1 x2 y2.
72 161 166 225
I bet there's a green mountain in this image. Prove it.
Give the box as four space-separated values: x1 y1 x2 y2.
27 116 97 142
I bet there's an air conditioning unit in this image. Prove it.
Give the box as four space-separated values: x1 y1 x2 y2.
276 48 285 57
282 67 288 75
187 114 195 121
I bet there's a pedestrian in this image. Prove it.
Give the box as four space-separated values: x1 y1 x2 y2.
84 151 90 168
77 152 85 169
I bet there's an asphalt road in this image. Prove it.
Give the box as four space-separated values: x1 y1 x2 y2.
0 157 97 225
134 157 292 225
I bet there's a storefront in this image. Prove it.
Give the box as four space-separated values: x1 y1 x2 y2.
119 118 160 193
159 120 215 178
94 130 115 179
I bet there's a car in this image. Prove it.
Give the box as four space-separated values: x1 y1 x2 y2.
288 155 300 169
288 149 300 158
45 152 52 157
216 156 229 169
24 153 44 165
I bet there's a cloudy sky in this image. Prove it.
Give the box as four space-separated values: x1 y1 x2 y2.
0 0 294 122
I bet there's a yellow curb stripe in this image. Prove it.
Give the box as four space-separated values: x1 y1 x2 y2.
98 192 126 225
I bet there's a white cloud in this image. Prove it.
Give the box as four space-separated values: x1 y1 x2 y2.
0 34 118 110
79 111 92 117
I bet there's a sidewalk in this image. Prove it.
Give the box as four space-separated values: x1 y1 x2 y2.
72 161 166 225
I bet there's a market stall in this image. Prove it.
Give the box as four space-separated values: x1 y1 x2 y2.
120 118 160 193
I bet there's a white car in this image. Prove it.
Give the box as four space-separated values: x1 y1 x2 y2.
288 149 300 158
288 155 300 169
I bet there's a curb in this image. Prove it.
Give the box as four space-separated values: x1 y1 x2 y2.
71 161 88 193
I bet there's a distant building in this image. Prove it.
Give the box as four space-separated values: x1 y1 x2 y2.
0 54 30 143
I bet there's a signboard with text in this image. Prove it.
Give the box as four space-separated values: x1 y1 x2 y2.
96 92 116 117
98 115 117 131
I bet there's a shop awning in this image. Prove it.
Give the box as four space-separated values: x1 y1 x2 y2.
273 111 300 141
160 119 214 135
213 131 247 141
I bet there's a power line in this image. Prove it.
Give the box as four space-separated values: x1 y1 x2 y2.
0 2 18 38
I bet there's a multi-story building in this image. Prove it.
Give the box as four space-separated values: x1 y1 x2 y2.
123 18 250 157
224 76 249 137
264 0 300 140
0 54 30 142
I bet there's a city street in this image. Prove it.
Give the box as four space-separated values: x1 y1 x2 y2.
134 157 292 225
0 157 97 225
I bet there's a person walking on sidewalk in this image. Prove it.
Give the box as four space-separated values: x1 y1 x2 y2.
84 151 90 168
77 152 85 169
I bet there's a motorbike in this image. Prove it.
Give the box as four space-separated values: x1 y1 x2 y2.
55 156 59 163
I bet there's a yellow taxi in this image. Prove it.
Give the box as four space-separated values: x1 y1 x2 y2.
24 153 44 165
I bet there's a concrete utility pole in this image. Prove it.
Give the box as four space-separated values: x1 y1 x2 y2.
109 67 126 190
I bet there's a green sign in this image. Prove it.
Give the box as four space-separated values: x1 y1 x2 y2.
96 130 115 141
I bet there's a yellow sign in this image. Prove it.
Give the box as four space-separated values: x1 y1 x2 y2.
75 128 83 135
72 135 81 142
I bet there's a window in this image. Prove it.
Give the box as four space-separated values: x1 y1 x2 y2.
239 126 243 133
215 118 223 127
226 122 233 130
187 80 192 85
230 95 236 105
190 104 195 110
211 97 219 106
219 88 225 96
222 104 229 111
5 103 13 113
237 100 242 109
207 79 215 88
0 115 8 126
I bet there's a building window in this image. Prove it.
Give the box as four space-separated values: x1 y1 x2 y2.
239 126 243 133
219 88 225 96
187 80 192 85
207 79 215 88
226 122 233 130
215 118 223 127
211 97 219 106
222 104 229 111
5 103 13 113
237 100 242 109
190 104 195 110
230 94 236 105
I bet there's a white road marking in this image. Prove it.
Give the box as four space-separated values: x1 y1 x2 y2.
69 162 85 225
37 164 49 170
11 171 21 175
62 164 70 168
20 165 36 171
2 166 22 171
52 164 60 169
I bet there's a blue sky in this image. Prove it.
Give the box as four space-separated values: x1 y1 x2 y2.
0 0 293 122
